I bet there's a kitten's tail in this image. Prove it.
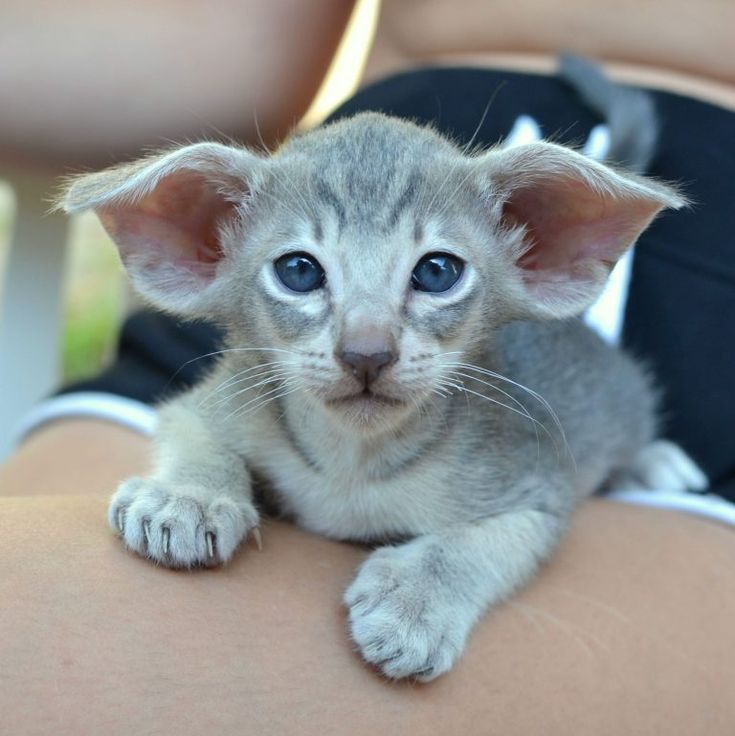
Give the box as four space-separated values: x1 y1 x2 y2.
558 53 659 173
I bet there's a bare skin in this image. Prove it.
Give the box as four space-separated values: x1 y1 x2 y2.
2 421 735 735
2 0 733 174
3 1 735 733
363 0 735 110
0 0 356 169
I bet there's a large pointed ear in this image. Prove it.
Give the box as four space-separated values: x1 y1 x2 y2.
477 142 685 319
61 142 264 316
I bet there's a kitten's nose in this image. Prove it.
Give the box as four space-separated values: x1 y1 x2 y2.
338 351 396 387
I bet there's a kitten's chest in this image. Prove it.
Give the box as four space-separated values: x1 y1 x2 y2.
245 423 461 541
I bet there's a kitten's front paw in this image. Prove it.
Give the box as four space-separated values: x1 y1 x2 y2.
109 477 260 568
344 545 470 682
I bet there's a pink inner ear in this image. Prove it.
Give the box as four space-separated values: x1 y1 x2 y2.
506 178 657 274
501 174 663 316
99 171 236 289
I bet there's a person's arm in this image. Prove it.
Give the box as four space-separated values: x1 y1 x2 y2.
0 419 151 497
363 0 735 110
0 0 356 167
2 421 735 734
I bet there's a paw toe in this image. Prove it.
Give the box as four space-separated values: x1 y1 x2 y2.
146 497 206 566
107 478 259 567
634 441 709 492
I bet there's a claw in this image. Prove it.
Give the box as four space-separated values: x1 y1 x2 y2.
347 593 368 610
117 510 125 533
375 650 404 668
206 532 215 559
142 520 151 545
162 527 170 555
251 527 263 552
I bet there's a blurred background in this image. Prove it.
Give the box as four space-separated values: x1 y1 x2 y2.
0 0 381 456
0 0 378 385
0 183 123 382
0 0 732 461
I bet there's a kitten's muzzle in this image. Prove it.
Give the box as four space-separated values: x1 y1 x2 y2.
338 350 397 388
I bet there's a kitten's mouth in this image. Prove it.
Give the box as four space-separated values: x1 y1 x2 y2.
326 389 404 409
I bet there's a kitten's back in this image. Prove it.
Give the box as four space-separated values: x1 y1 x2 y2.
496 318 657 491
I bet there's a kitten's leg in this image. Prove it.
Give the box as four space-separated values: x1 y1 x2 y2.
345 507 568 681
607 440 708 493
109 398 259 568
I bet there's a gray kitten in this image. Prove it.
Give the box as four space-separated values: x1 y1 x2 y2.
61 101 705 680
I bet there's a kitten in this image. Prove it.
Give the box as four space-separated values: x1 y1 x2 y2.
61 100 705 680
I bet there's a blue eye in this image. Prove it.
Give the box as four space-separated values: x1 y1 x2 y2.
274 252 326 293
411 253 464 293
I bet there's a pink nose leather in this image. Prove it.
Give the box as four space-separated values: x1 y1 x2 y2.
338 351 396 387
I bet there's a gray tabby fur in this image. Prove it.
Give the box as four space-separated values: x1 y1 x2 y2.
61 95 705 680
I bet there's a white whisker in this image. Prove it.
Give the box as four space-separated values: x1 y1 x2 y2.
440 377 555 444
443 369 534 419
235 385 304 422
198 361 292 409
446 361 575 469
213 360 291 393
208 371 293 410
221 378 300 423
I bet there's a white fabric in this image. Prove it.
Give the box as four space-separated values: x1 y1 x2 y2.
503 114 543 148
13 391 158 445
579 122 632 346
581 123 611 160
609 489 735 528
584 248 635 346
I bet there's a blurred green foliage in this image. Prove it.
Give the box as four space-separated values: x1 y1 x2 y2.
60 216 124 383
0 191 124 385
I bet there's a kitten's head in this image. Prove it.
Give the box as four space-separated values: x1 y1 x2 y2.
61 113 683 432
